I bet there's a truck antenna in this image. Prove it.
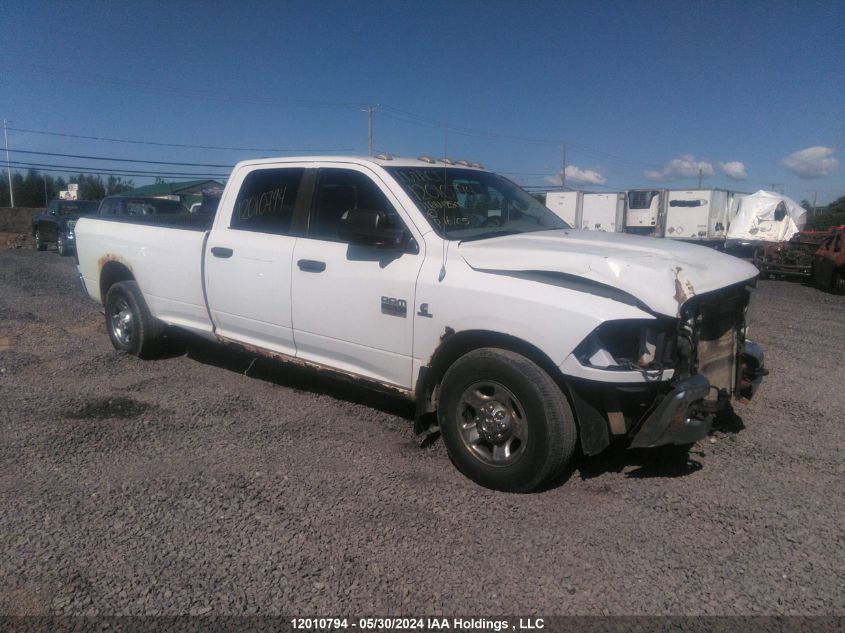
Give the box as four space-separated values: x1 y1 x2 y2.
439 128 449 282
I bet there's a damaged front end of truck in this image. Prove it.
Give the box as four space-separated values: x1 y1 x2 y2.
566 281 767 455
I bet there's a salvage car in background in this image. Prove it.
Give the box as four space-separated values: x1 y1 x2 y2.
753 229 832 280
31 199 100 256
74 156 768 492
812 228 845 293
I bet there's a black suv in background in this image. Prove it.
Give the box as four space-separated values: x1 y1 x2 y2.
31 199 100 256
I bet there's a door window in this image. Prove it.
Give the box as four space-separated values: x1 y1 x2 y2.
230 168 305 235
310 169 403 241
99 198 117 215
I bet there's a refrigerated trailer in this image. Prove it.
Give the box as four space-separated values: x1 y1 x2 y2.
580 192 625 232
664 189 748 244
548 188 747 244
545 191 582 227
624 189 666 237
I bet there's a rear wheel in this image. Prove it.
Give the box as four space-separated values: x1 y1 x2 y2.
34 229 46 251
833 268 845 295
104 280 163 359
56 232 70 256
438 348 577 492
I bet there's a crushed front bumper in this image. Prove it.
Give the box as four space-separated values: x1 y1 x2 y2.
630 374 713 448
630 341 767 448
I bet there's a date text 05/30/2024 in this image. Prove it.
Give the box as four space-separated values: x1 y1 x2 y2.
290 617 545 631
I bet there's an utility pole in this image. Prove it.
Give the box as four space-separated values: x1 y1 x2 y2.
3 119 13 207
43 174 48 206
698 167 703 189
561 144 567 190
769 182 781 192
812 191 818 214
366 105 375 156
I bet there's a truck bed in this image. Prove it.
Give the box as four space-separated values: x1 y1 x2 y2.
92 213 214 231
75 217 214 335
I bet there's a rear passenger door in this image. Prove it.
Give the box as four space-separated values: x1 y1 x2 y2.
290 166 424 389
204 167 306 356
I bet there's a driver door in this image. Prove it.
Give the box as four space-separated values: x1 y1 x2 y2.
290 166 423 388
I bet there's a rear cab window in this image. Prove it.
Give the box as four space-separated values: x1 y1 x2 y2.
230 168 305 235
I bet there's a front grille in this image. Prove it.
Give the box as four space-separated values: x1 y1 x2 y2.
684 285 750 399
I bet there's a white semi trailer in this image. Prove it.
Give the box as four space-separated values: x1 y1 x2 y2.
664 189 748 245
544 191 582 227
548 188 748 244
580 192 625 232
624 189 666 237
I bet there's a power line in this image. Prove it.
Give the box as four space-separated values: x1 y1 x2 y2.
379 106 564 146
5 160 227 179
8 126 353 153
378 105 659 173
9 62 661 172
4 148 234 168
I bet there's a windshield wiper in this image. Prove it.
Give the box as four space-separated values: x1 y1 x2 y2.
458 229 523 243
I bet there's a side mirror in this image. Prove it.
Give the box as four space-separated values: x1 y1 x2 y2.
338 209 406 248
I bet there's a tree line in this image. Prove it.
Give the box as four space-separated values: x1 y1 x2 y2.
805 195 845 230
0 169 134 207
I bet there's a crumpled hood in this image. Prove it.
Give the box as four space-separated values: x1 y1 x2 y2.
458 230 759 317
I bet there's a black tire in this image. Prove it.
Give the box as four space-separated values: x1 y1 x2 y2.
438 348 577 492
833 269 845 295
56 232 70 256
34 229 46 251
104 280 164 359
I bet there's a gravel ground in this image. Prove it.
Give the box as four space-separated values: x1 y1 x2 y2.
0 247 843 617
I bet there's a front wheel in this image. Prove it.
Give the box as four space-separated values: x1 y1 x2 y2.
438 348 577 492
56 233 70 256
104 280 163 359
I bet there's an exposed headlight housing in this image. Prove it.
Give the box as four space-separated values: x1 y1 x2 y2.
574 319 678 371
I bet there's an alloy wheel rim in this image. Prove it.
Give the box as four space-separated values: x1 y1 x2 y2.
457 380 527 466
110 297 134 346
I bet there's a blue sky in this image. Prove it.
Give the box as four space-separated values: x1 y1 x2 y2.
2 0 843 203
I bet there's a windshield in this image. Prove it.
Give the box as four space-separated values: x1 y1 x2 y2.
386 167 569 240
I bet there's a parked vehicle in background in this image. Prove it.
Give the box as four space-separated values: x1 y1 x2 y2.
545 191 626 232
74 155 766 492
579 192 625 232
753 230 827 279
726 190 807 257
812 228 845 293
31 199 100 256
664 189 746 246
545 191 582 226
625 189 666 236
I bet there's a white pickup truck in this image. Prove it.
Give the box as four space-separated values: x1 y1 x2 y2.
75 156 766 491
